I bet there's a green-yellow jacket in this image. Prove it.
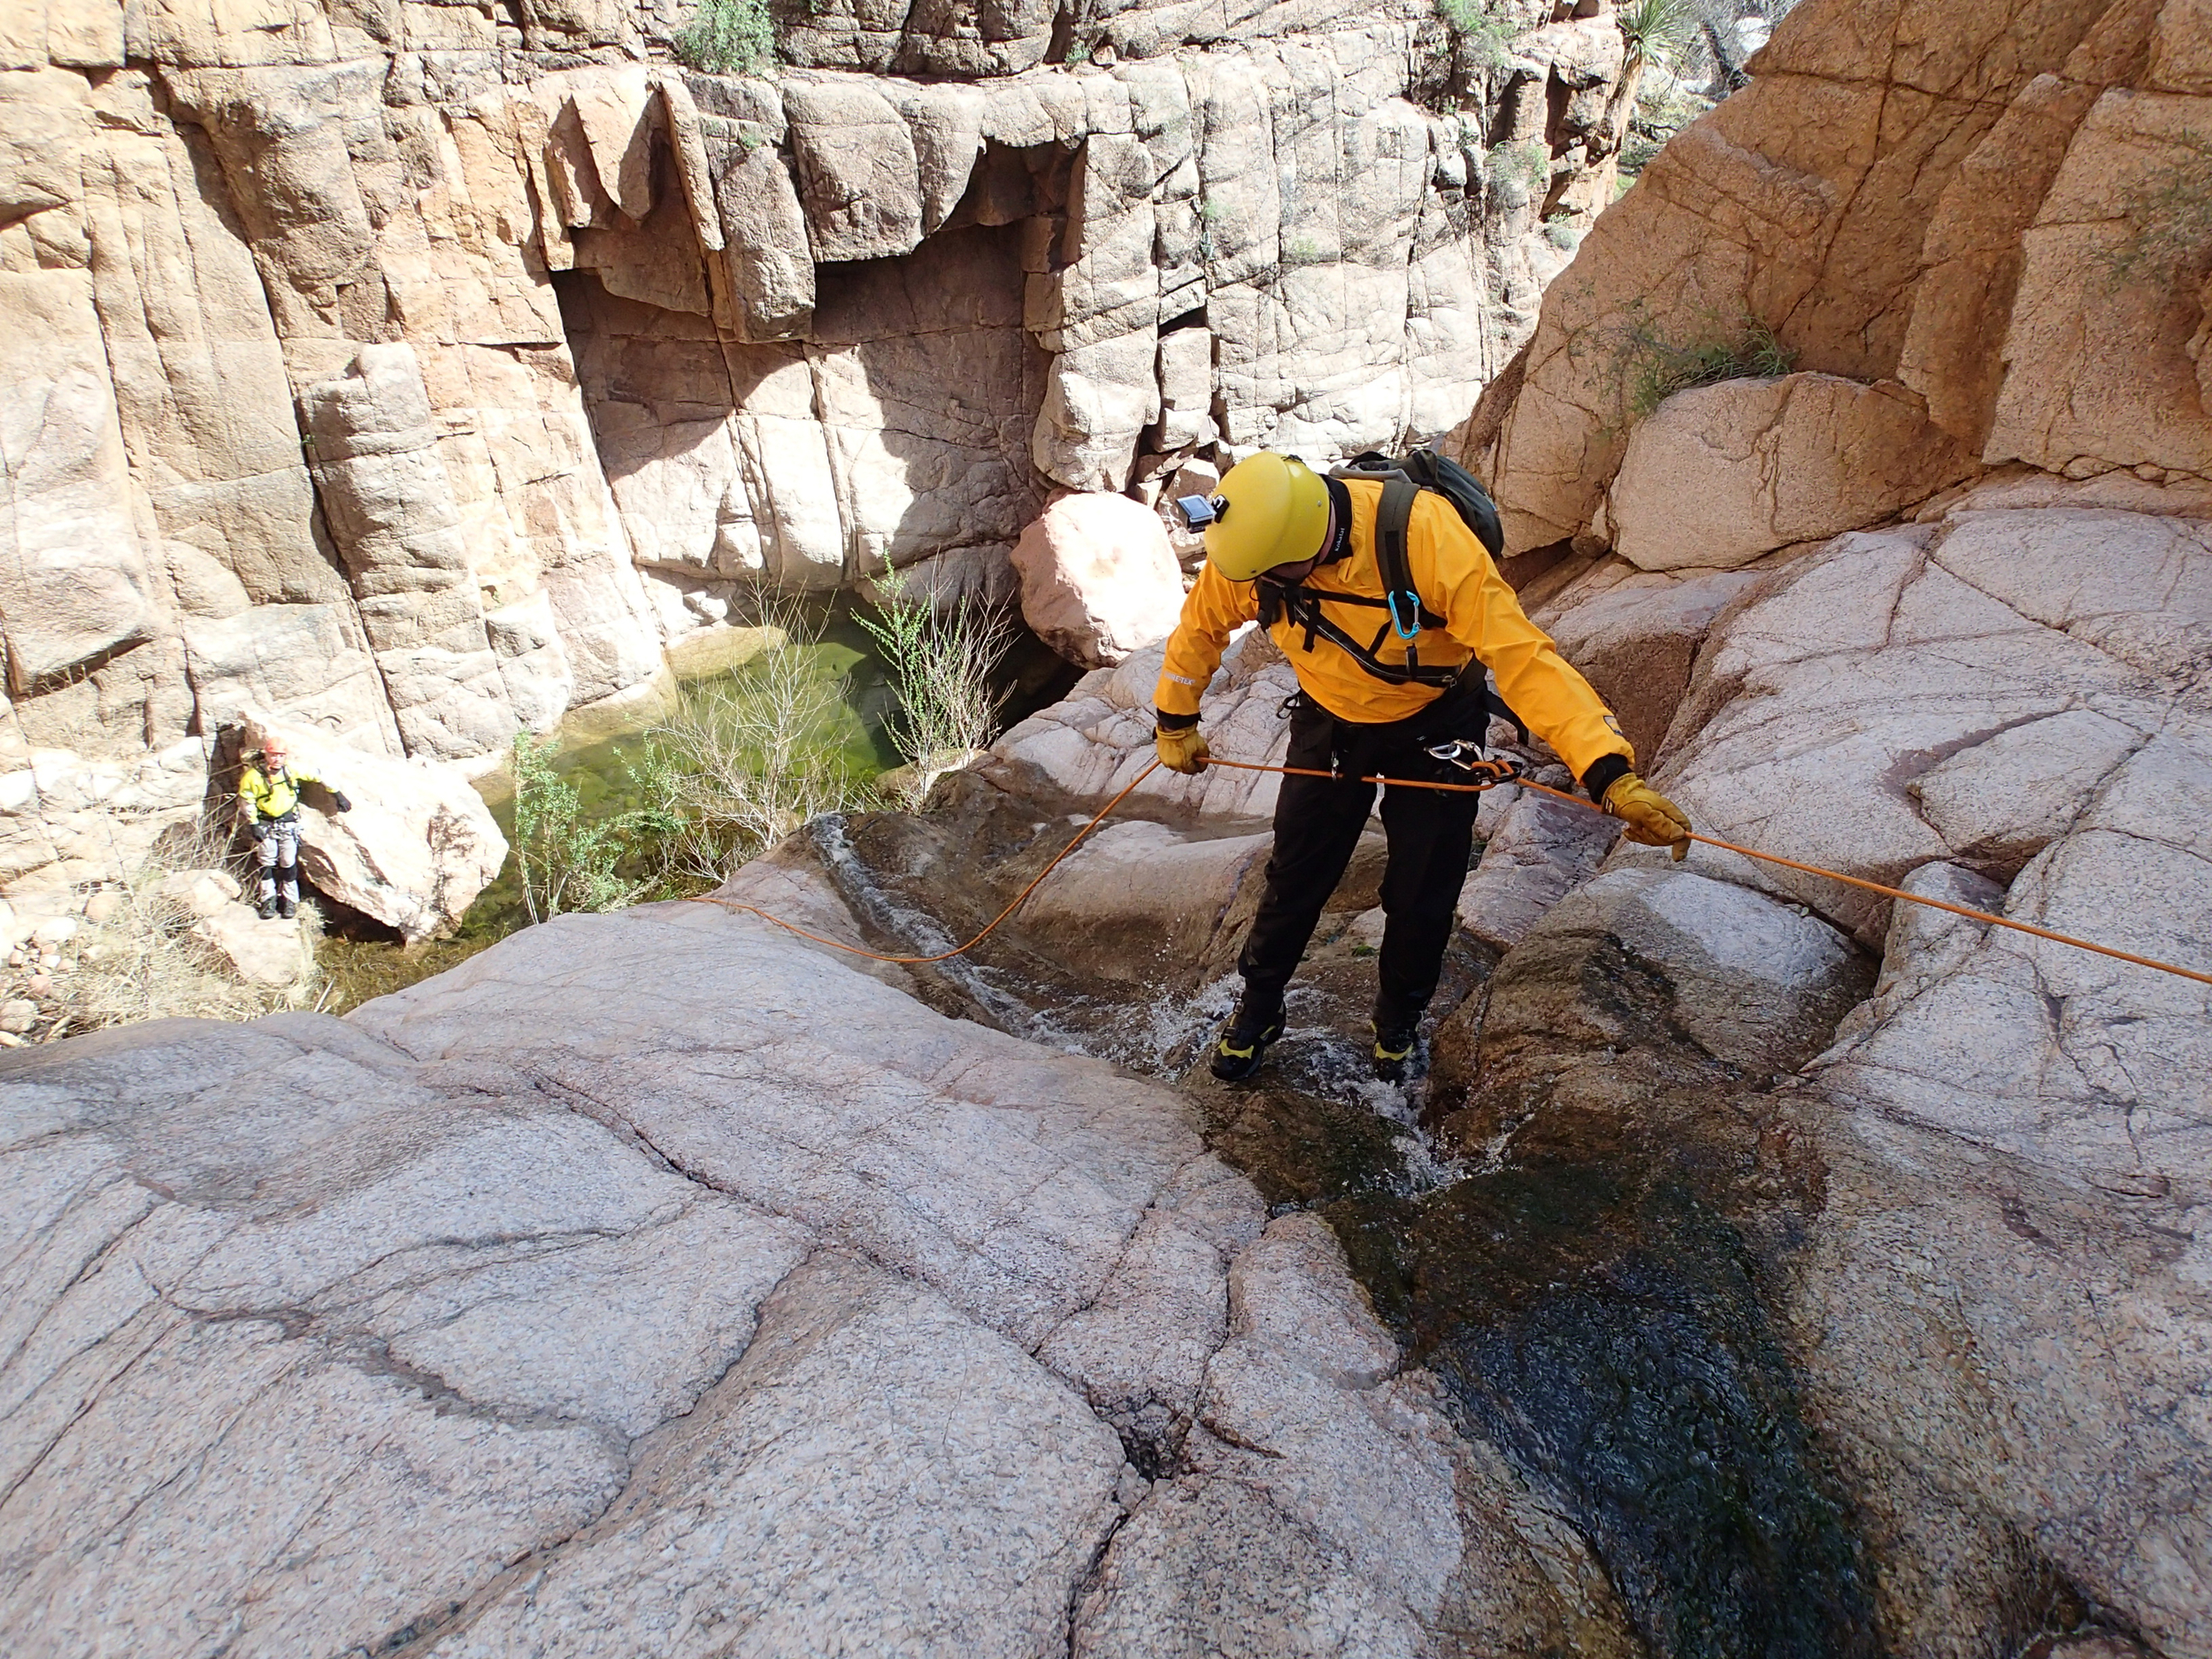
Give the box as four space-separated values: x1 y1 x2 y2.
238 763 322 823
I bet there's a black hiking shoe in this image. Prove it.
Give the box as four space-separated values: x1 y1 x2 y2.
1210 998 1285 1082
257 896 280 920
1371 1014 1420 1083
278 896 298 920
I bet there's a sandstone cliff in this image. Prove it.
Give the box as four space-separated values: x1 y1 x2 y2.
1458 0 2212 553
2 0 1637 904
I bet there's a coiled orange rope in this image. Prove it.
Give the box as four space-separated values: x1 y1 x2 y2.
692 753 2212 988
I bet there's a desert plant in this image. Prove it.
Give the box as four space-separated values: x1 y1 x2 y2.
856 583 1017 774
2097 130 2212 285
1484 138 1552 203
511 732 680 922
672 0 775 76
646 612 879 876
1544 212 1582 252
1610 305 1796 421
1436 0 1516 69
1618 0 1695 72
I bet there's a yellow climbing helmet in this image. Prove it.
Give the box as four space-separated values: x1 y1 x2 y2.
1201 452 1331 582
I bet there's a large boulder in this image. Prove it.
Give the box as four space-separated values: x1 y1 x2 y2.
1607 374 1978 572
234 710 507 941
1010 492 1187 669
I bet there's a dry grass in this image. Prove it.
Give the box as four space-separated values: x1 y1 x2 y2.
8 811 323 1044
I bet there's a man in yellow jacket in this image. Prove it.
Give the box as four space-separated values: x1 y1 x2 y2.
1154 451 1691 1083
237 737 351 919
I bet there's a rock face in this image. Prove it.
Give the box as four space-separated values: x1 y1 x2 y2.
1646 505 2209 944
1459 0 2212 556
0 891 1632 1657
0 0 1632 901
1607 373 1979 571
1010 490 1187 667
1438 0 2212 1647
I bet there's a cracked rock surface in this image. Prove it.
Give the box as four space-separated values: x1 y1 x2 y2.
0 895 1624 1655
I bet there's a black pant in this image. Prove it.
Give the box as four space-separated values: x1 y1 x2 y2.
1237 688 1486 1023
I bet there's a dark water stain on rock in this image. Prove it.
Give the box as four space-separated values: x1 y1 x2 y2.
1363 1159 1880 1659
809 775 1887 1658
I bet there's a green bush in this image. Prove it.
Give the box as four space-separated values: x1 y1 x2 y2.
672 0 774 76
1485 138 1552 201
511 732 682 923
1436 0 1515 69
2098 130 2212 285
1611 306 1796 421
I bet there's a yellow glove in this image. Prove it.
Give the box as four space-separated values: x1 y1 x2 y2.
1155 723 1211 775
1602 772 1693 860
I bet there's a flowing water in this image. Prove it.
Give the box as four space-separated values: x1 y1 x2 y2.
807 772 1885 1659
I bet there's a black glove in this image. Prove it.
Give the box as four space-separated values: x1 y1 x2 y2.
332 791 352 813
250 819 273 843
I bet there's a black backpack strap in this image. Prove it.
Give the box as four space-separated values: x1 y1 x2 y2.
1374 475 1422 644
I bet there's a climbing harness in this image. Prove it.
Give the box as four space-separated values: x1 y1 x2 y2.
686 753 2212 989
1248 450 1532 740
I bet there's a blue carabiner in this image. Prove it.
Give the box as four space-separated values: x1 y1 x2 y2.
1387 590 1421 641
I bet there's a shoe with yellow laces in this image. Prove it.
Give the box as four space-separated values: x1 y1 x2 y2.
1210 995 1285 1082
1371 1007 1420 1083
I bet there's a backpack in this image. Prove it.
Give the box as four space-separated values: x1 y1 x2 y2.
1256 448 1527 741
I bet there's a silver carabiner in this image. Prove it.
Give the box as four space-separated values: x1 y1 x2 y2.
1424 739 1522 784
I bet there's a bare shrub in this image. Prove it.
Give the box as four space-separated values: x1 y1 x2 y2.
856 583 1017 772
648 606 879 881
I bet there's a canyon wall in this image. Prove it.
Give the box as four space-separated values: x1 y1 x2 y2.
0 0 1635 898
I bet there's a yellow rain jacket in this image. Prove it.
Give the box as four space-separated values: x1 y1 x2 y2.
238 762 322 823
1155 477 1632 782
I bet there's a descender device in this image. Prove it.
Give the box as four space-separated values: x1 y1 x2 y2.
1422 737 1524 787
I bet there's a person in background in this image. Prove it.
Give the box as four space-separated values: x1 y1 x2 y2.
237 737 350 920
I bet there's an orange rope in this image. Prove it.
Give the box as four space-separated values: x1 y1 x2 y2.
1203 757 2212 988
687 750 2212 989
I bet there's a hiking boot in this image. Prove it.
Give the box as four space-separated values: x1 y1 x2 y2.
1371 1012 1420 1083
1210 997 1285 1082
257 895 280 921
278 896 298 920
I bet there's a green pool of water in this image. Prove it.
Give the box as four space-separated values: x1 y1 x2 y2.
313 610 1078 1013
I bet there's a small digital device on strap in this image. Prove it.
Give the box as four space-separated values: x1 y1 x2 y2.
1175 495 1223 528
